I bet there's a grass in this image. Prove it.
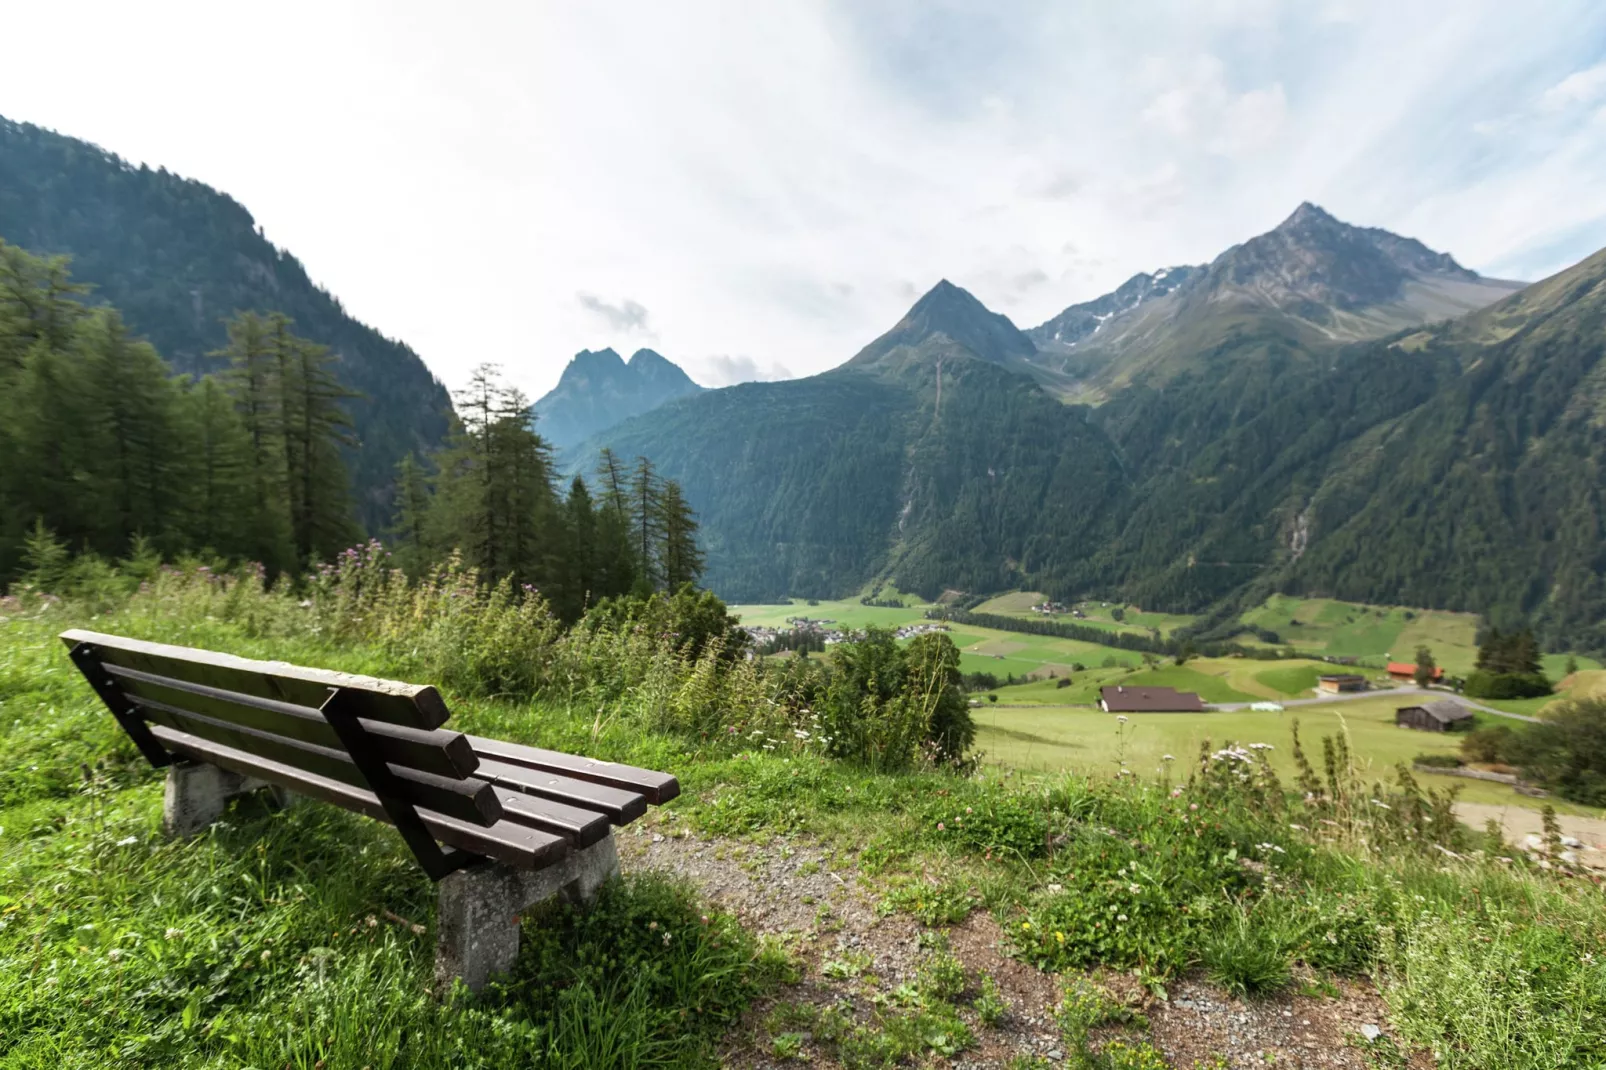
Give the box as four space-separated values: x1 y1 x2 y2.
6 577 1606 1070
972 696 1602 814
969 592 1195 639
1236 595 1602 679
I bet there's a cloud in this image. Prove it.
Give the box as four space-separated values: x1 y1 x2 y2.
576 293 653 335
1540 61 1606 111
4 1 1603 397
696 354 795 386
1139 55 1288 158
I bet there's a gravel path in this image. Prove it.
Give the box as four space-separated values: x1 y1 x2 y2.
617 817 1407 1068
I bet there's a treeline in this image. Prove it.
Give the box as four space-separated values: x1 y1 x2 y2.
0 240 359 582
387 363 703 623
927 607 1171 655
928 606 1293 662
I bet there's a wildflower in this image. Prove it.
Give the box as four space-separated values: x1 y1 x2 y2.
1116 715 1128 723
1046 883 1063 894
1021 921 1032 931
261 950 271 962
1369 799 1392 810
937 822 946 831
965 807 973 814
649 921 659 931
107 948 122 961
1055 931 1066 944
116 836 138 847
1161 754 1175 762
1129 883 1140 894
1189 803 1199 812
1170 788 1183 798
662 932 672 946
1117 914 1128 922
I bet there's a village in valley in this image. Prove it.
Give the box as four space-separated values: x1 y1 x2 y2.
729 590 1606 852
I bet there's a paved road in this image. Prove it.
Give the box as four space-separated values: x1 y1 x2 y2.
1211 686 1541 723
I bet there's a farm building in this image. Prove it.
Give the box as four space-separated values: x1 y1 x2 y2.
1318 673 1367 693
1100 685 1205 713
1395 699 1474 732
1387 661 1444 682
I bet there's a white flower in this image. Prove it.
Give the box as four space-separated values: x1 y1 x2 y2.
1046 883 1064 894
1116 715 1129 723
1117 914 1128 922
107 948 122 961
164 928 183 941
116 836 138 847
1161 754 1175 762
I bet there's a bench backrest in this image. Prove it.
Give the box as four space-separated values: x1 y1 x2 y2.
61 629 497 877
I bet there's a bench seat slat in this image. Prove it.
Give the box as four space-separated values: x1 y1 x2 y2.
472 758 648 824
62 629 448 729
146 724 566 870
491 789 614 848
106 665 477 779
133 700 502 827
464 736 680 805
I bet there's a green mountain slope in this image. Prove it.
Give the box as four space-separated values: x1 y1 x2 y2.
587 284 1125 601
0 117 451 528
533 347 703 452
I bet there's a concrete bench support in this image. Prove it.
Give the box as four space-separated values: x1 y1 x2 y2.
163 760 297 837
435 834 621 993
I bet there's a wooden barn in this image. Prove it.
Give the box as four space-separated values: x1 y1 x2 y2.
1100 685 1205 713
1318 673 1367 693
1395 699 1474 732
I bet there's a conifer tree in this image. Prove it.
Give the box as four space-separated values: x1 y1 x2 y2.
176 375 255 555
216 312 294 572
388 452 435 576
659 479 705 589
630 455 666 591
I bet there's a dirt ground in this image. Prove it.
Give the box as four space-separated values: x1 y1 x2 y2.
1456 800 1606 870
618 818 1409 1068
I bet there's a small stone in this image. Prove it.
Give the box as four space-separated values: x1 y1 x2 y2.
652 834 664 844
1360 1024 1383 1042
1046 1050 1064 1061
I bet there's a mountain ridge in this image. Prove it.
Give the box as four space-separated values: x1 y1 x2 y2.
0 115 452 529
533 345 704 452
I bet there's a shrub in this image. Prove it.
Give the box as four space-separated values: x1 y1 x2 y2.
1463 670 1551 700
1507 698 1606 805
822 628 975 771
1461 725 1515 764
1412 753 1462 769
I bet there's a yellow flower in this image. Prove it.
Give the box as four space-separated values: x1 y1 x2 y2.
1021 921 1032 930
1055 931 1065 943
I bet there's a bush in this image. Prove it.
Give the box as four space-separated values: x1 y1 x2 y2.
1413 753 1462 769
1508 698 1606 805
1461 725 1516 764
1463 670 1551 700
822 628 975 771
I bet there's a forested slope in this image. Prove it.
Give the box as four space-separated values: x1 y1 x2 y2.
0 117 452 527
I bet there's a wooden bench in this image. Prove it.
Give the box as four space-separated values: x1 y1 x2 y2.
60 628 678 991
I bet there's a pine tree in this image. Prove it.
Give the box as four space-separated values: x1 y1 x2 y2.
176 375 255 556
216 312 293 572
658 479 705 589
630 455 666 591
83 310 181 554
388 452 434 576
278 317 358 562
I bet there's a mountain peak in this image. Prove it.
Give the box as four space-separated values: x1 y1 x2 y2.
1279 201 1338 229
849 280 1036 370
535 347 703 451
1207 203 1485 310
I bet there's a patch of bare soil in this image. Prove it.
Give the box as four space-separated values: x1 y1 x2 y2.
619 819 1417 1068
1456 801 1606 871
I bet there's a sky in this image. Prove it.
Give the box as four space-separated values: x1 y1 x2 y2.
3 1 1605 398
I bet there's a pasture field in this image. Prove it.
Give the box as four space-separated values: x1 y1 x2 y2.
973 696 1604 815
970 591 1195 638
